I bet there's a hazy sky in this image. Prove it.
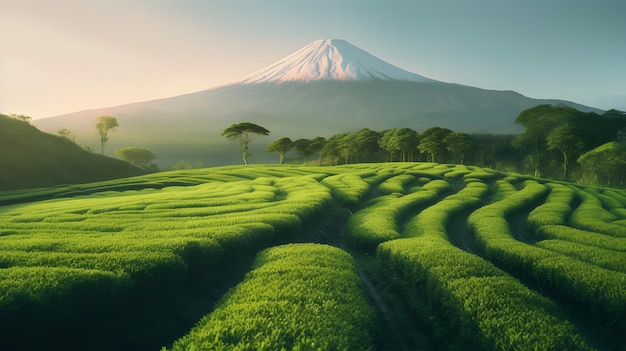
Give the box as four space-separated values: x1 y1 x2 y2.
2 0 625 119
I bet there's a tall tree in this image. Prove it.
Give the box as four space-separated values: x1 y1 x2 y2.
394 128 420 162
512 105 567 177
418 127 453 163
293 138 313 164
444 132 474 165
547 121 585 181
96 116 119 155
354 128 381 163
267 137 294 164
221 122 270 165
308 136 326 164
379 129 400 162
321 134 345 166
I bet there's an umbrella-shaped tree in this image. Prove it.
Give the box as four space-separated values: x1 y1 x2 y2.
221 122 270 165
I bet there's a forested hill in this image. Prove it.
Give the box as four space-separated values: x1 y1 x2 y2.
0 114 145 191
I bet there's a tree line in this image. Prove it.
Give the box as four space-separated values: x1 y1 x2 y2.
29 103 626 188
250 105 626 187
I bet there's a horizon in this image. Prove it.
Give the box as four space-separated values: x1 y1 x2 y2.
2 0 625 120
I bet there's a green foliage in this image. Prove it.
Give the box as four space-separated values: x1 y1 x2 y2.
169 244 377 351
418 126 453 162
444 132 475 164
266 137 294 164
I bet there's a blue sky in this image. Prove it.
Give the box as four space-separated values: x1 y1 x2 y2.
1 0 625 119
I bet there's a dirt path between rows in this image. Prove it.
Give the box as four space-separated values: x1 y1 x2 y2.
324 200 435 351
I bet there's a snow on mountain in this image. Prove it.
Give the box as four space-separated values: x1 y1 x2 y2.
237 39 436 84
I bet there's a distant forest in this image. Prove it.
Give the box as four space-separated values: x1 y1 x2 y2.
268 105 626 188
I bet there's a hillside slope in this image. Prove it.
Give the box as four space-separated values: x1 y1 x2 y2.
0 114 145 190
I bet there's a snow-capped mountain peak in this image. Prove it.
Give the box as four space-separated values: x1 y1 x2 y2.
236 39 435 84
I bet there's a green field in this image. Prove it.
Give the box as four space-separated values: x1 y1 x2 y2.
1 163 624 350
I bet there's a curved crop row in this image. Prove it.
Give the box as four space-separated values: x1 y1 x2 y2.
0 173 337 350
378 180 590 350
468 181 626 328
346 179 451 251
321 173 371 207
527 183 575 230
568 187 626 237
168 243 378 351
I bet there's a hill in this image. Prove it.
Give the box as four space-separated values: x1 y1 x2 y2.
0 114 146 190
0 163 623 350
32 39 602 168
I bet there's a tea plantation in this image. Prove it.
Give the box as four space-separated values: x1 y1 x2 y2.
0 163 624 350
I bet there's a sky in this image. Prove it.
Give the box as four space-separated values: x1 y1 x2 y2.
1 0 625 120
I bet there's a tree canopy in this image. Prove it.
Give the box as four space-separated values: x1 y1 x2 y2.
221 122 270 165
267 137 294 164
418 127 453 163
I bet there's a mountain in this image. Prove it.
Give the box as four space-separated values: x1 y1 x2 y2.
237 39 435 83
0 114 145 191
33 39 601 167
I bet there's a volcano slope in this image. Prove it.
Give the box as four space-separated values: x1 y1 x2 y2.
0 163 624 350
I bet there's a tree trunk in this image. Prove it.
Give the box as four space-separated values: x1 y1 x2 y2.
534 135 542 178
562 152 569 181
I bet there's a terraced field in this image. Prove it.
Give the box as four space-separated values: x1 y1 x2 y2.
0 163 624 350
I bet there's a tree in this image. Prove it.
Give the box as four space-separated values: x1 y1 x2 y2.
354 128 381 163
308 137 326 164
512 105 568 177
58 128 76 142
293 138 313 164
338 133 357 164
115 147 157 170
445 132 474 165
546 122 584 181
96 116 118 155
267 137 294 164
418 127 453 163
379 129 400 162
321 134 345 166
394 128 420 162
221 122 270 165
